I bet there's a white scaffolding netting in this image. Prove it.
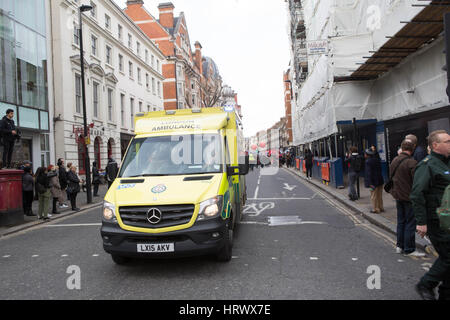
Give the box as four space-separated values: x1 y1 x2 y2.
292 0 445 145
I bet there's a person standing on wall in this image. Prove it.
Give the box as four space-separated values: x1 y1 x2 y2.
411 130 450 300
0 109 18 169
105 158 118 189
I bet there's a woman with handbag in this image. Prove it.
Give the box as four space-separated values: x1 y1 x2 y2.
67 165 81 212
92 161 101 197
36 167 52 220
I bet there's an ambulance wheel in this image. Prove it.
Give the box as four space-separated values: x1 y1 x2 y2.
216 227 233 262
111 254 130 265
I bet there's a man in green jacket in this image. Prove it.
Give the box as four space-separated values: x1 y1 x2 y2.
411 130 450 300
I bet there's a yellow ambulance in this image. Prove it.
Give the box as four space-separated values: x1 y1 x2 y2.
101 107 249 264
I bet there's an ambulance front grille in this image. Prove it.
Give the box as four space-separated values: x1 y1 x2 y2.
118 204 195 229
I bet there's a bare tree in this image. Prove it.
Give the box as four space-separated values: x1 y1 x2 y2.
200 80 223 108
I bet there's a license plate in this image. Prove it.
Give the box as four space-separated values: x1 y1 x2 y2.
137 243 174 253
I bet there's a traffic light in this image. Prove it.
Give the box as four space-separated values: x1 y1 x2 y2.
444 13 450 102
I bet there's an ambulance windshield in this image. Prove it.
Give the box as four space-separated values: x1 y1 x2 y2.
118 134 224 177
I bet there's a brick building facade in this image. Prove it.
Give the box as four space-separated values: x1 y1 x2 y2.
124 1 203 110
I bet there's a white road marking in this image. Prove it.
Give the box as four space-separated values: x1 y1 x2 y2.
253 173 262 199
243 202 275 217
352 258 359 261
397 259 404 263
268 216 327 227
32 255 39 258
283 183 297 191
92 254 99 257
61 254 68 257
45 223 102 227
310 257 319 260
2 255 11 258
248 198 310 201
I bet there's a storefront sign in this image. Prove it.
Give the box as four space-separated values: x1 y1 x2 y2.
307 40 328 55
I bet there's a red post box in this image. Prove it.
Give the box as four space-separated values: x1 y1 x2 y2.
0 170 24 226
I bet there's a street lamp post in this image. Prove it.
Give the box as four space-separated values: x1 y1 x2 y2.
78 5 93 204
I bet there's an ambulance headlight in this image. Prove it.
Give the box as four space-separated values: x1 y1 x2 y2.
103 201 117 222
198 196 223 221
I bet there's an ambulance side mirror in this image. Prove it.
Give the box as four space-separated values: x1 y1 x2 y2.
238 155 249 176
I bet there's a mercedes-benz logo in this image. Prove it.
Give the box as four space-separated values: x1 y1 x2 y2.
147 208 162 224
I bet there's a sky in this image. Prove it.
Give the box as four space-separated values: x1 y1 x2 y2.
115 0 291 138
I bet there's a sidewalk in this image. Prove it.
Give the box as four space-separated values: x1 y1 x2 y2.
284 166 431 252
0 184 108 237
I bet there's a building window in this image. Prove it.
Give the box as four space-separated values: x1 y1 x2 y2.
145 50 149 64
151 55 155 68
146 73 149 89
90 1 96 18
91 35 97 56
40 134 50 168
108 88 113 122
94 137 102 170
152 78 155 95
157 81 161 97
136 41 140 56
139 101 142 113
106 46 112 65
120 93 125 127
118 54 124 72
137 67 141 84
130 98 134 129
157 60 160 73
93 81 99 118
75 74 81 114
73 25 80 45
77 135 86 174
147 104 150 112
128 34 132 49
129 61 133 78
105 14 111 30
177 65 182 77
118 24 123 41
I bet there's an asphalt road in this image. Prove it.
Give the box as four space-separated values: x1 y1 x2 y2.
0 166 432 300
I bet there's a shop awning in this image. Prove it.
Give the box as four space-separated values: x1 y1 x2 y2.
335 0 450 82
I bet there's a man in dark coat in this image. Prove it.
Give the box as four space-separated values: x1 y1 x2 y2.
406 134 427 164
105 158 118 189
411 130 450 300
364 148 384 213
0 109 18 169
389 140 424 257
92 161 101 197
304 149 314 180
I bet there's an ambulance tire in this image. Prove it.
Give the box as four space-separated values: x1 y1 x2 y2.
111 254 131 265
216 225 233 262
